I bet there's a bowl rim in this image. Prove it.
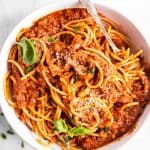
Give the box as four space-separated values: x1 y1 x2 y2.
0 0 150 150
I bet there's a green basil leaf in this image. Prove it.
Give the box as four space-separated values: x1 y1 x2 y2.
87 68 95 74
25 66 34 73
17 37 37 65
72 26 80 32
53 119 68 133
68 126 90 138
48 36 55 43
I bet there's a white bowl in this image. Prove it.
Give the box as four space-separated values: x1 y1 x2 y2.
0 0 150 149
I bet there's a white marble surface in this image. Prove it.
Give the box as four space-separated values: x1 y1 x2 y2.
0 0 150 150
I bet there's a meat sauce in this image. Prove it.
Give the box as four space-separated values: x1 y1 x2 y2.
13 8 150 149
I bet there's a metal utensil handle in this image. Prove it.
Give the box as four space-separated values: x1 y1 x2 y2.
80 0 120 53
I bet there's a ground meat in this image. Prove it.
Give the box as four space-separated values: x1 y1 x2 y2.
77 103 147 150
24 9 90 39
13 79 40 108
11 8 150 150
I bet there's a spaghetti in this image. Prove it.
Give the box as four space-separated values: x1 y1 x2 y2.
4 8 150 150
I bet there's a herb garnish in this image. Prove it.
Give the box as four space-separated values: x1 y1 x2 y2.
53 119 90 150
53 119 68 133
48 36 55 43
7 129 15 135
21 141 24 148
16 37 38 65
87 68 95 74
72 26 80 32
25 65 34 73
1 133 7 139
53 119 90 138
68 126 90 138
